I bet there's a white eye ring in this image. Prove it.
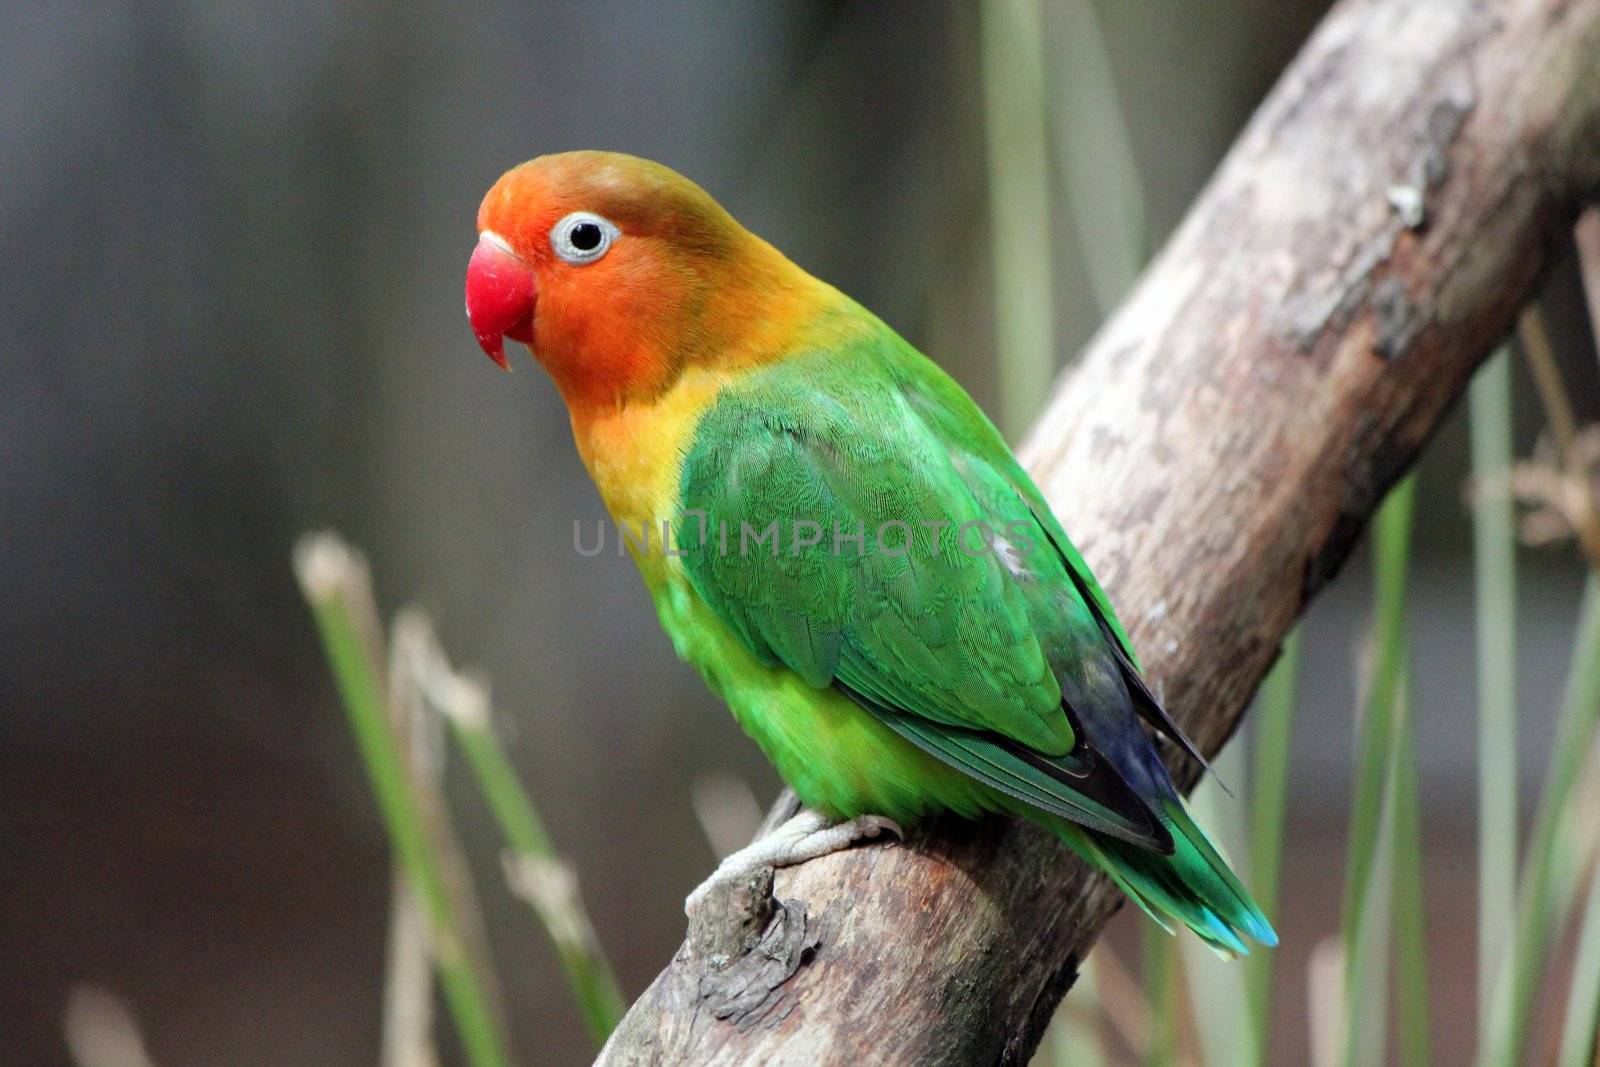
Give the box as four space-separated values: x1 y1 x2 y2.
549 211 619 265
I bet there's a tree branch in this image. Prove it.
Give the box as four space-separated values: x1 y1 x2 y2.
598 0 1600 1062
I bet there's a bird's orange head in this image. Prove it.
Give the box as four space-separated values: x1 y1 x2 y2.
466 151 822 410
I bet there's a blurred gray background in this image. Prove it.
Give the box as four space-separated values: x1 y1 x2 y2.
4 2 1596 1064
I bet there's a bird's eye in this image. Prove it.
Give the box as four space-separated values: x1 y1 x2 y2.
550 211 619 265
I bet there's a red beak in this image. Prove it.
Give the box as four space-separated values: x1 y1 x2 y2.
465 232 536 371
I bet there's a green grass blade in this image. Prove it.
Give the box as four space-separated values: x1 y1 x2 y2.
406 625 627 1047
1348 773 1398 1067
294 537 510 1067
1248 627 1301 1061
1346 662 1431 1067
1342 475 1417 1067
1390 674 1432 1067
451 707 627 1044
1557 858 1600 1067
1484 577 1600 1066
1470 347 1519 1051
980 0 1054 437
1143 923 1180 1067
1043 0 1146 314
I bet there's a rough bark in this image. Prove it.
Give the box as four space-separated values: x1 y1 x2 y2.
598 0 1600 1063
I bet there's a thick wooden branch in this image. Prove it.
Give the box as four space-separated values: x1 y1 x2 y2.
598 0 1600 1062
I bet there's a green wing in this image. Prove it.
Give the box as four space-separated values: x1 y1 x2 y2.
676 346 1170 850
903 354 1211 772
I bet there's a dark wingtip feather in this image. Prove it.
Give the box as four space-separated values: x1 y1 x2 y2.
1111 640 1219 779
1038 513 1219 781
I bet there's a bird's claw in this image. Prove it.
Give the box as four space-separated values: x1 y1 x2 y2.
685 810 903 920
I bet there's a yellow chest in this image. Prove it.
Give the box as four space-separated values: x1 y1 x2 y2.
570 367 730 587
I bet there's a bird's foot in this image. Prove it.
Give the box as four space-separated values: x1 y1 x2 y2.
685 809 903 920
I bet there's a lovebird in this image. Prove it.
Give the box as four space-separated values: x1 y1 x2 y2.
465 151 1274 955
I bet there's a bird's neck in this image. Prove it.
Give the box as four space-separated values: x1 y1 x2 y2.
561 269 862 568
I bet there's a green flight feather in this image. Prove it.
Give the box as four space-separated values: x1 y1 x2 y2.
841 687 1169 849
1070 801 1278 957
